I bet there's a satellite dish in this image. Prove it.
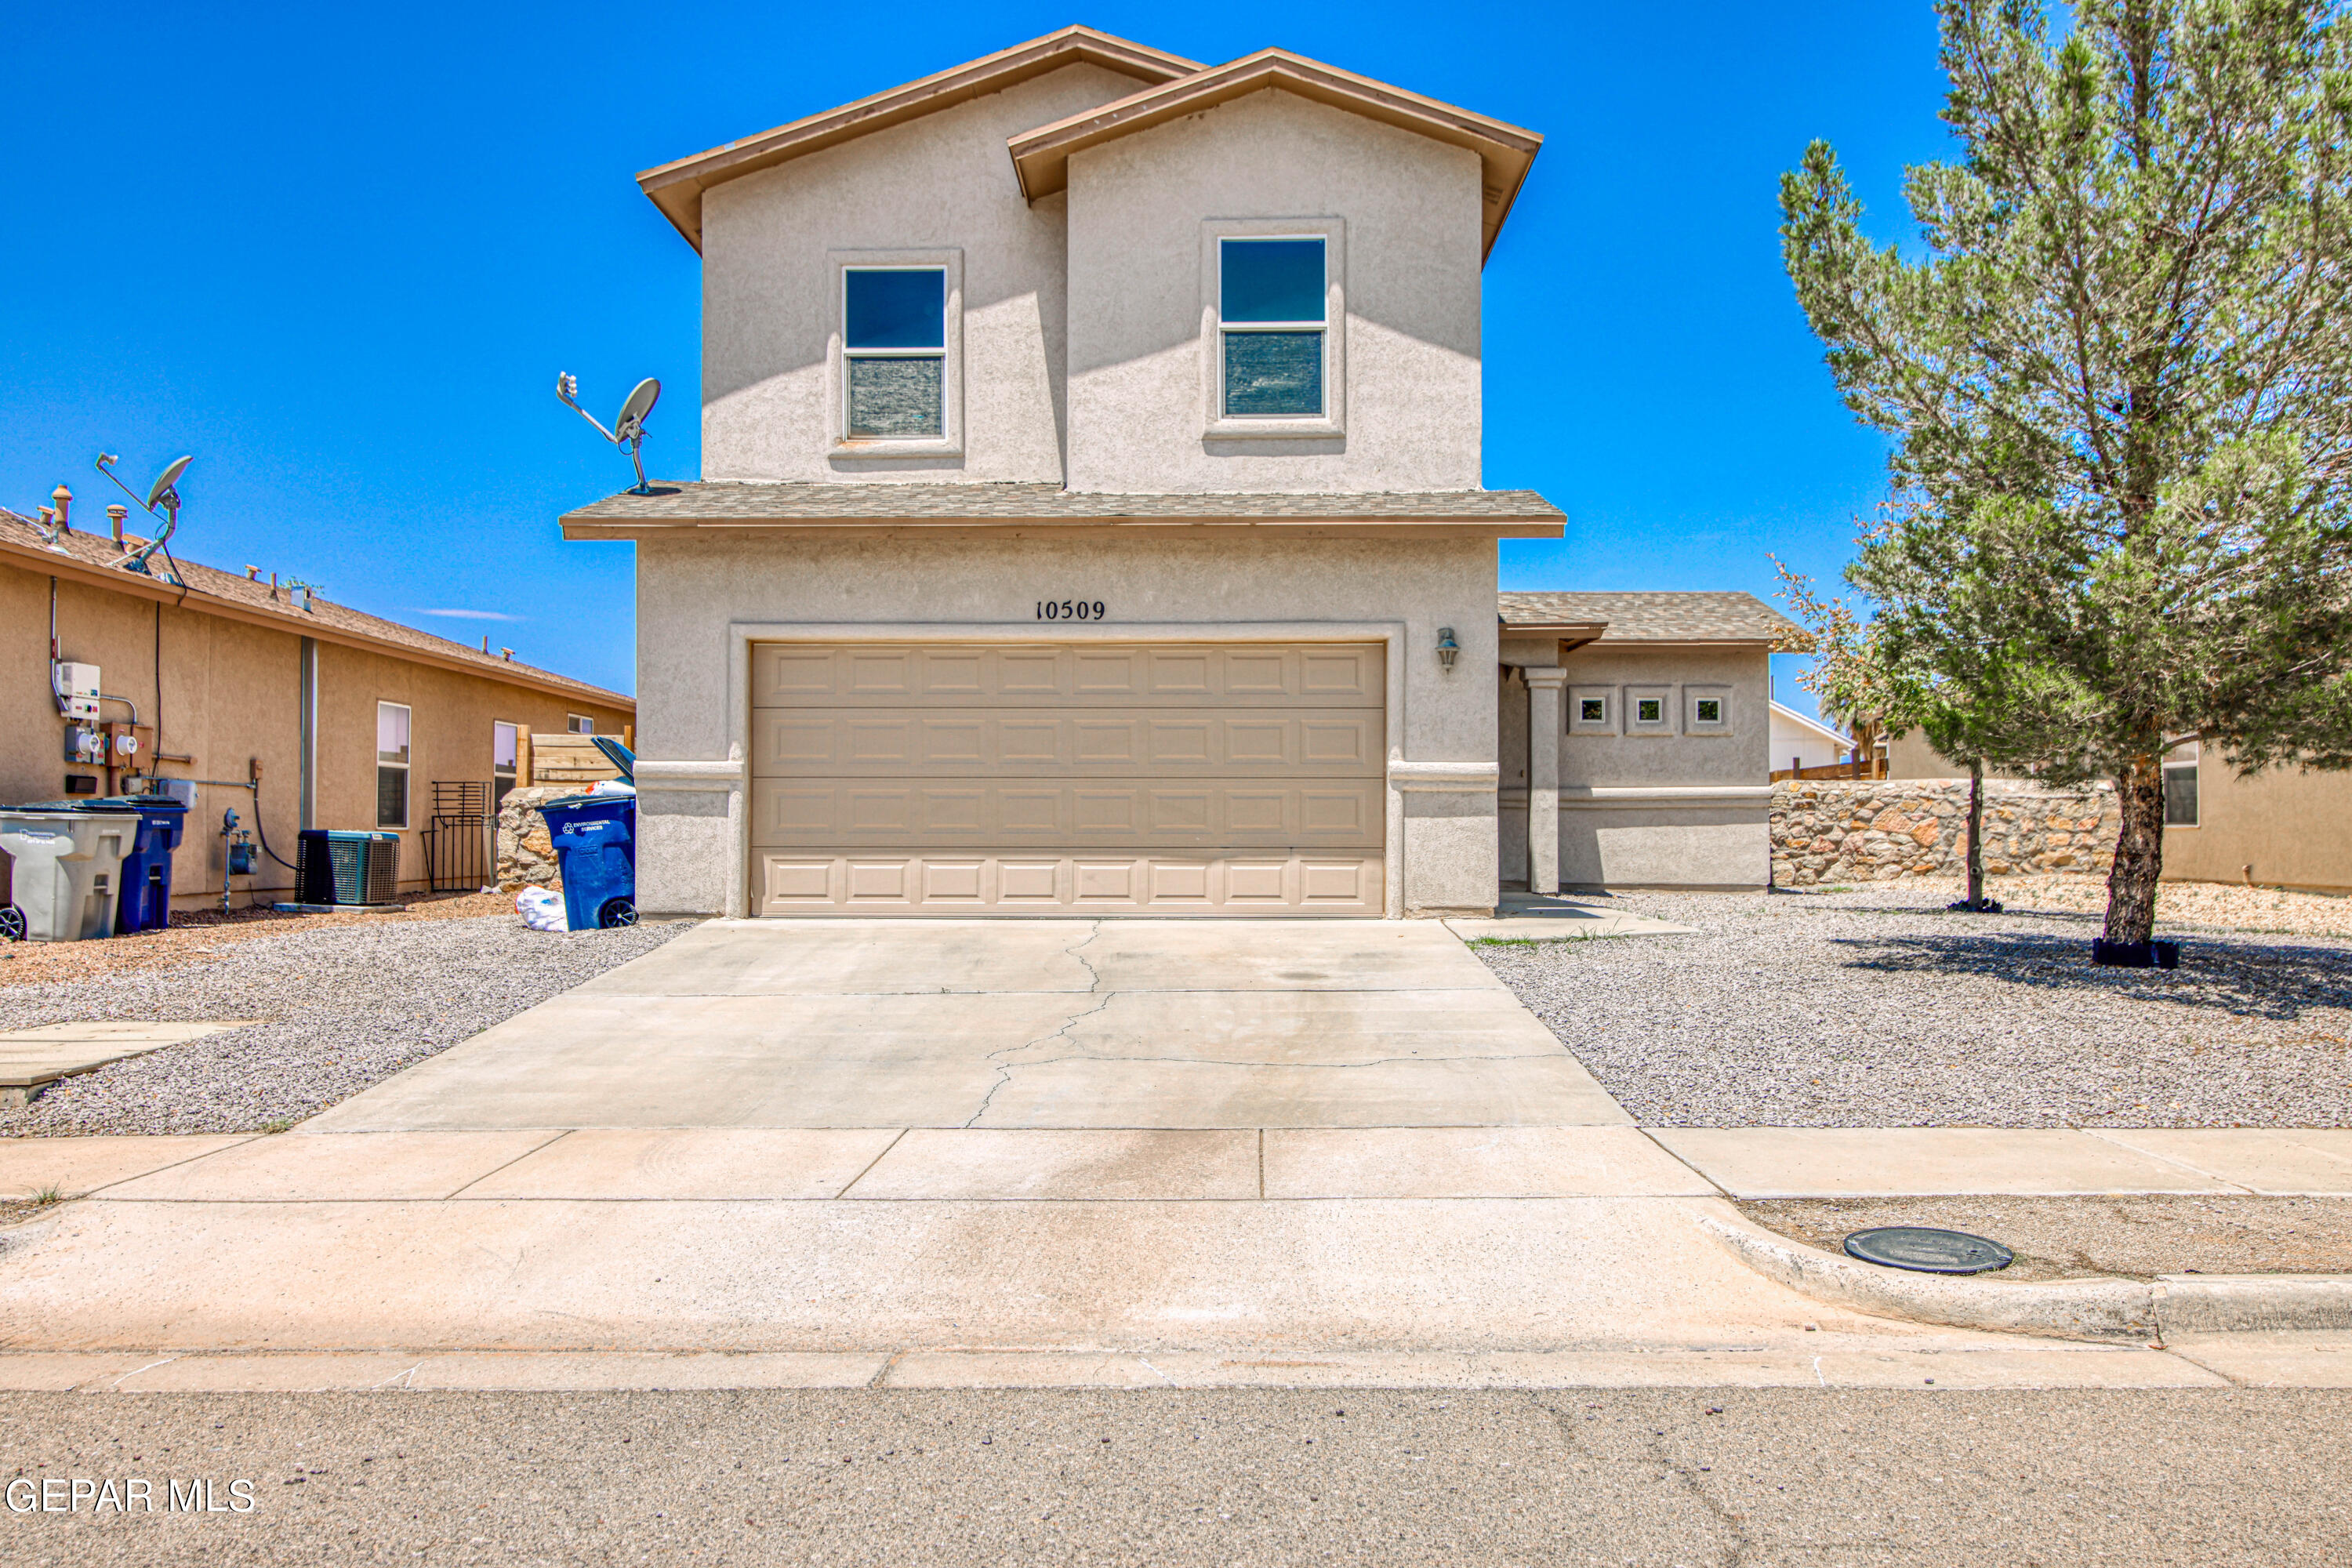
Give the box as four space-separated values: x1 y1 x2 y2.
146 456 193 513
556 372 662 495
615 379 659 441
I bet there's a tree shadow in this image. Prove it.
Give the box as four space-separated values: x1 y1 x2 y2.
1830 930 2352 1022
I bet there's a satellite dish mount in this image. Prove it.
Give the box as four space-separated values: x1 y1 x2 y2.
557 374 661 495
94 452 193 577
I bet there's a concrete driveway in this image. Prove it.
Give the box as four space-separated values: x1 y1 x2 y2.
310 918 1628 1131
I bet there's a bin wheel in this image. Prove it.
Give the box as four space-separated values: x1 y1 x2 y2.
597 898 637 930
0 905 23 942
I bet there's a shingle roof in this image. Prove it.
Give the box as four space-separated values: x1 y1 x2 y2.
1497 590 1802 644
563 481 1563 528
0 510 633 708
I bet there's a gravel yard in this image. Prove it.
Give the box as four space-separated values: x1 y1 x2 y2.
1475 885 2352 1128
0 915 688 1137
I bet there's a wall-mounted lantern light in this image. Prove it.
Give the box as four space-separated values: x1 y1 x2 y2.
1436 626 1460 673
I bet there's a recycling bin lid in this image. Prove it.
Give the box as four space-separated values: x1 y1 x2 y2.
10 799 142 814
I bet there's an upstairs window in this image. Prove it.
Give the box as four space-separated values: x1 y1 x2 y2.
844 267 946 438
1219 238 1326 418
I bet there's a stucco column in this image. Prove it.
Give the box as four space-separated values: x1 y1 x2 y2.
1522 666 1566 895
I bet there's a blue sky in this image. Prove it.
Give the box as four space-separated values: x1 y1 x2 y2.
1 2 1952 712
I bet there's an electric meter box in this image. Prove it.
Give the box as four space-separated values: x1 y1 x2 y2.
53 662 100 721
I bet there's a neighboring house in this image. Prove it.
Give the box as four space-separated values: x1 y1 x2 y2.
1 506 633 911
1887 732 2352 893
564 26 1784 916
1769 701 1853 776
1497 593 1795 893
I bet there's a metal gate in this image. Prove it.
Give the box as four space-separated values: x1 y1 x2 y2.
422 780 492 893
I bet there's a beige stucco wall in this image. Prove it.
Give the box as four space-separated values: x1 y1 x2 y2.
699 64 1145 485
1886 734 2352 891
1062 88 1484 495
628 527 1504 918
2151 757 2352 893
1 560 630 913
1495 644 1773 891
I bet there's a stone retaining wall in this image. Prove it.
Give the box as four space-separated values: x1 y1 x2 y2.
1771 779 2118 887
495 786 573 891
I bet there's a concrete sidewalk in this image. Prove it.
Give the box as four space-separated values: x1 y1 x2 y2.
3 1123 2349 1391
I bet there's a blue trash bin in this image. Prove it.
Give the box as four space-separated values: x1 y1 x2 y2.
107 795 191 933
538 793 637 931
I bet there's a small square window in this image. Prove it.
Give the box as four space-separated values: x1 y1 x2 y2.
1684 686 1733 735
1624 685 1675 735
1696 699 1722 724
1637 699 1662 724
1569 685 1617 735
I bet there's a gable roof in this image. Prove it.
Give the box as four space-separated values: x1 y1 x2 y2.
0 510 633 710
1006 48 1542 260
1498 591 1801 644
638 26 1201 251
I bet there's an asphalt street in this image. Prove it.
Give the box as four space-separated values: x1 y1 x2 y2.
5 1387 2349 1565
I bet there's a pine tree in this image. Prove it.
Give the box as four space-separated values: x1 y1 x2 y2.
1782 0 2352 949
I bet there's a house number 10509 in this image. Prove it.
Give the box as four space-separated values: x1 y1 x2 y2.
1036 600 1106 621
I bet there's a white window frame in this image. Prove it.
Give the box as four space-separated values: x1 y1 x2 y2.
826 248 964 459
376 701 412 830
1684 685 1733 736
492 720 520 808
1568 685 1617 735
2161 739 2201 828
1199 218 1346 441
1624 684 1675 736
567 713 595 735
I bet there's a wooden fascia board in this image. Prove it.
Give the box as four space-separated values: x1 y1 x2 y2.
1007 50 1543 260
637 29 1202 252
0 537 633 713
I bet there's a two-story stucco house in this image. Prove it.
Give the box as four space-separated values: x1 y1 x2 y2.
563 27 1794 918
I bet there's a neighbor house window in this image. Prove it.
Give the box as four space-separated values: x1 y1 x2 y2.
2162 742 2200 827
567 714 594 735
376 702 411 829
843 267 946 438
1220 237 1326 417
492 720 519 809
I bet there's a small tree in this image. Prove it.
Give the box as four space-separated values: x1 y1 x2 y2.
1782 0 2352 949
1776 550 2085 908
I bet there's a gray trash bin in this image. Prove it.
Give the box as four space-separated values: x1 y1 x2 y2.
0 804 138 942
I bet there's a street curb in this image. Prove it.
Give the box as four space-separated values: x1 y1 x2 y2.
1693 1206 2158 1341
1693 1206 2352 1342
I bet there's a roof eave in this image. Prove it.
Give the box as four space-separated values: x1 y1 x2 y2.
637 27 1204 252
562 513 1563 539
0 532 633 711
1006 48 1543 261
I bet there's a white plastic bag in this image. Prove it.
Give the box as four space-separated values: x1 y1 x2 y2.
515 885 567 932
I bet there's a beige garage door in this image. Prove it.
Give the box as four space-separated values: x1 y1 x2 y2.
750 641 1386 916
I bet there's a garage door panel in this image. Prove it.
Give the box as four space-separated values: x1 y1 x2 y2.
751 778 1383 849
756 710 1383 778
750 640 1385 916
753 851 1384 915
753 643 1385 709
